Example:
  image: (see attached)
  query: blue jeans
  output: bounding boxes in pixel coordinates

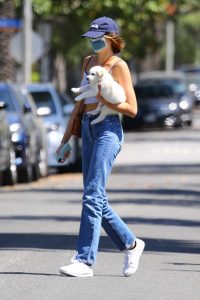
[76,113,135,265]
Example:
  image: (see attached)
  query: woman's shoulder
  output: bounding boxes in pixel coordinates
[114,57,127,67]
[111,58,131,82]
[111,57,128,73]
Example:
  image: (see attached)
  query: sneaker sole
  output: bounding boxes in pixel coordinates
[59,269,93,278]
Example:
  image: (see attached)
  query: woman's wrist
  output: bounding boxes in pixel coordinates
[61,133,71,145]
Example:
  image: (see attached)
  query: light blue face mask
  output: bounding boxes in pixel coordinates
[90,37,107,52]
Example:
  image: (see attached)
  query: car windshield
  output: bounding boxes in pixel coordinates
[0,87,15,111]
[136,79,186,99]
[30,91,57,115]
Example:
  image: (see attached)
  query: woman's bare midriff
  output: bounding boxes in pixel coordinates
[84,103,99,112]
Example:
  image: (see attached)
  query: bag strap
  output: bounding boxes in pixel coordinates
[84,55,93,74]
[77,99,85,115]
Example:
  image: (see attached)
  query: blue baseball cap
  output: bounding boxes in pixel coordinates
[82,16,119,38]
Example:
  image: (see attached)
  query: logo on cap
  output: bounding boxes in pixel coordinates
[91,24,98,29]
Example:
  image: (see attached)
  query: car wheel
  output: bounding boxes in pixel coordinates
[38,147,48,177]
[32,162,40,181]
[17,147,32,183]
[2,145,17,186]
[184,120,193,127]
[17,164,32,183]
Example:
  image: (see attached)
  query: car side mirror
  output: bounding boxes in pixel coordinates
[0,101,7,110]
[23,102,32,113]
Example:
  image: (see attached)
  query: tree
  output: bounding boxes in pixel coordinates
[0,0,15,81]
[175,11,200,67]
[27,0,200,66]
[13,0,200,86]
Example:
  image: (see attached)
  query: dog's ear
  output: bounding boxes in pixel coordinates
[97,70,104,78]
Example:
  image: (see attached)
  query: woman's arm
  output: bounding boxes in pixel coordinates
[98,60,137,118]
[55,101,82,158]
[56,57,90,155]
[59,101,82,145]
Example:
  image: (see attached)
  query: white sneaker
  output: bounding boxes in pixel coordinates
[123,238,145,277]
[59,262,93,277]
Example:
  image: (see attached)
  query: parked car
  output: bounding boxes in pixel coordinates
[0,82,46,183]
[123,72,194,130]
[178,66,200,105]
[0,101,17,186]
[24,83,78,170]
[183,74,200,105]
[58,91,74,109]
[17,86,48,178]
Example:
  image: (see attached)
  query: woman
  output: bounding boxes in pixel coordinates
[56,16,145,277]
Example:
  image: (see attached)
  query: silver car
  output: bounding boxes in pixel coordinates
[24,83,78,169]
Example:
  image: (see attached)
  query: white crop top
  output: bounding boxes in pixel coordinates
[81,71,98,105]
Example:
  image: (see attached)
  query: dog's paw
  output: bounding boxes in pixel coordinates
[91,118,100,125]
[90,120,96,125]
[75,95,83,101]
[71,88,79,94]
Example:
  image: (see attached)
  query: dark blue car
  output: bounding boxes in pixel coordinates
[0,83,40,183]
[123,73,193,130]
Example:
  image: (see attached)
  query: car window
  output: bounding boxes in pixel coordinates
[58,92,73,106]
[135,85,174,99]
[137,79,186,99]
[10,86,25,111]
[164,79,186,94]
[30,91,57,115]
[0,87,15,111]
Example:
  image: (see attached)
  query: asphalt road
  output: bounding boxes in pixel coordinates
[0,111,200,300]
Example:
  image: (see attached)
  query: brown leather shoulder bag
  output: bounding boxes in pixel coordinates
[71,100,85,138]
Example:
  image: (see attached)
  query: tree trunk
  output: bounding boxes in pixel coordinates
[0,0,15,81]
[52,53,67,92]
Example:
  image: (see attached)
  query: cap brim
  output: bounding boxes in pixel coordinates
[81,31,105,38]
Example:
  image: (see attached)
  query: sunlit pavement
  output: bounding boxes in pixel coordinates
[0,109,199,300]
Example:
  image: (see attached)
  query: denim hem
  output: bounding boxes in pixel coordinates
[125,239,136,250]
[77,258,95,266]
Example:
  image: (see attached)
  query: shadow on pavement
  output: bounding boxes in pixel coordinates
[113,164,200,174]
[0,271,60,277]
[1,187,200,196]
[0,215,199,227]
[0,233,199,254]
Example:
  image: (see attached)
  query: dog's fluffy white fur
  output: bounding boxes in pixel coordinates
[71,66,126,125]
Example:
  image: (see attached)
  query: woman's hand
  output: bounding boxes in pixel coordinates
[56,142,70,163]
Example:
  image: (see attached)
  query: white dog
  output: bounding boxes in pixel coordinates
[71,66,126,125]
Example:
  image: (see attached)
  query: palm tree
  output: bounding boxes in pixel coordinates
[0,0,15,81]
